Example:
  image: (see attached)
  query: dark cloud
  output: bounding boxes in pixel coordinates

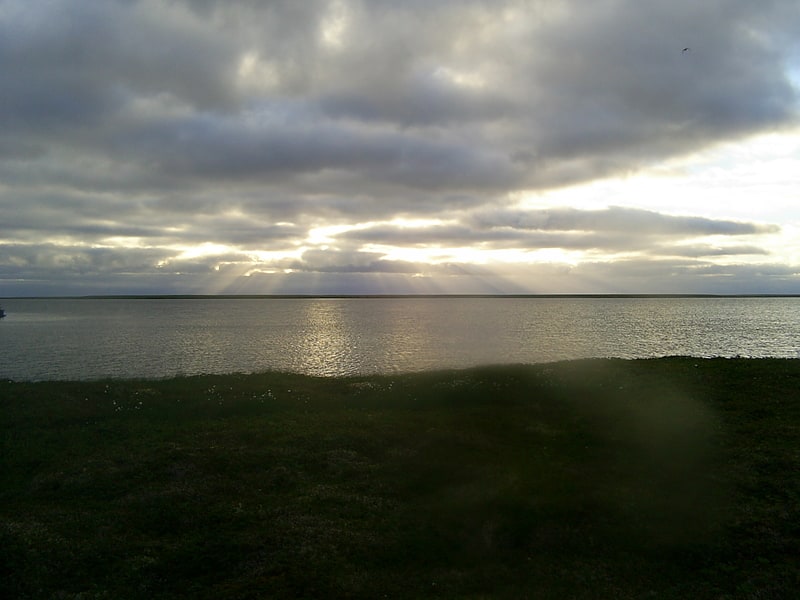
[468,206,779,235]
[289,249,421,274]
[335,207,779,254]
[106,108,518,192]
[4,0,797,194]
[554,259,800,295]
[0,244,171,278]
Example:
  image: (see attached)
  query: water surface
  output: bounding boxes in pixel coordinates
[1,297,798,380]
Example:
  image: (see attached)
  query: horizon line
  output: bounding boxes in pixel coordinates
[3,293,800,300]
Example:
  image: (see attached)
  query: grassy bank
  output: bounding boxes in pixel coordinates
[2,358,799,599]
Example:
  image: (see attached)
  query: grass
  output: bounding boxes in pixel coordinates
[1,358,799,599]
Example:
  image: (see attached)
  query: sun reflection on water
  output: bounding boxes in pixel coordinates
[291,300,361,376]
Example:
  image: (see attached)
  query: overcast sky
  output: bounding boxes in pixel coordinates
[2,0,799,296]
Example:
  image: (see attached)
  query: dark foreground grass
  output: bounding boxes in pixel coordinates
[1,358,799,599]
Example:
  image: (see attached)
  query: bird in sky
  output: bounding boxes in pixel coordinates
[682,47,691,53]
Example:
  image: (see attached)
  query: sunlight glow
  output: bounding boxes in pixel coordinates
[363,244,586,266]
[319,0,349,49]
[100,237,153,249]
[174,243,234,260]
[523,248,585,264]
[236,51,280,92]
[520,129,800,223]
[361,245,453,265]
[434,66,487,89]
[249,248,304,263]
[305,223,366,245]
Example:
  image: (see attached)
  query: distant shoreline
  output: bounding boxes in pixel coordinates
[4,293,800,300]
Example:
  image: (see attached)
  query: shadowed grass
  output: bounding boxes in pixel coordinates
[2,358,799,598]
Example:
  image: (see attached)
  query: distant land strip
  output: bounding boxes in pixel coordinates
[3,294,800,300]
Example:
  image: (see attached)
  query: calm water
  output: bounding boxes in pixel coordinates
[1,297,798,381]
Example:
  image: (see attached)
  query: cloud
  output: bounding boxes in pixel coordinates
[1,0,799,295]
[4,0,798,197]
[0,244,171,278]
[651,244,771,258]
[468,206,779,235]
[289,249,420,274]
[336,207,779,254]
[2,241,799,297]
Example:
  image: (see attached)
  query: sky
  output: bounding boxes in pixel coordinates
[2,0,800,296]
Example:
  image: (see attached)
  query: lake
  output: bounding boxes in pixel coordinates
[1,296,798,381]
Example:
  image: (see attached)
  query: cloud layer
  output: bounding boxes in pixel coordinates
[1,0,799,294]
